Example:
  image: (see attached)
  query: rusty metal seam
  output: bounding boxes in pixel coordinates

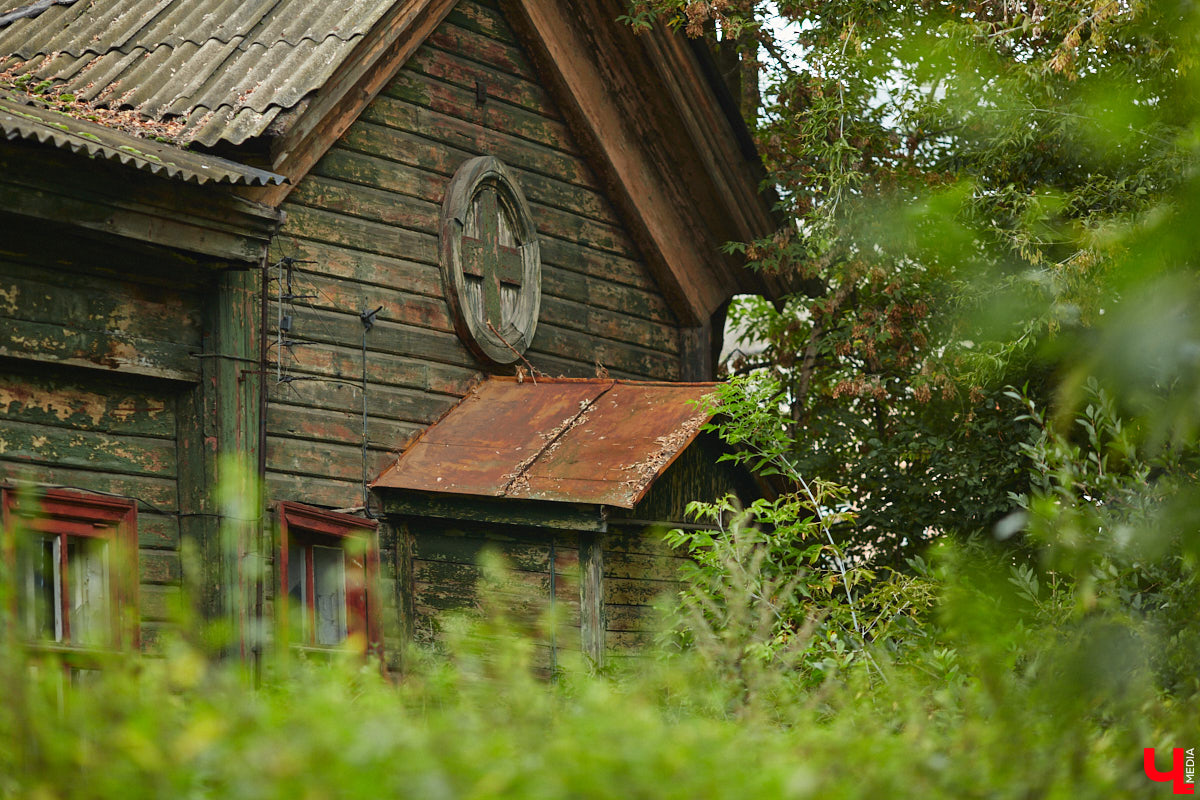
[498,380,617,497]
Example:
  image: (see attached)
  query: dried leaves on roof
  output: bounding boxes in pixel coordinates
[0,0,397,146]
[372,377,718,510]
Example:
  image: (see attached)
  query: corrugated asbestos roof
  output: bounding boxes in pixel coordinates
[0,0,397,146]
[372,377,718,510]
[0,93,284,184]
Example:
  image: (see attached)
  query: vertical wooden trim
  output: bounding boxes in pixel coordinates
[276,510,291,652]
[578,531,605,668]
[177,378,223,627]
[303,546,316,639]
[396,520,415,668]
[364,528,384,665]
[57,532,70,643]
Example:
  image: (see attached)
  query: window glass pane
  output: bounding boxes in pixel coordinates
[68,538,110,646]
[312,544,346,646]
[17,535,57,641]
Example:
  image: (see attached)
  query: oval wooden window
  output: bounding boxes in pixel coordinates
[439,156,541,366]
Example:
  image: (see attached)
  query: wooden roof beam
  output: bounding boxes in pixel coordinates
[503,0,734,325]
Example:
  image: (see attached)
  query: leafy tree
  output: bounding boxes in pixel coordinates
[623,0,1195,565]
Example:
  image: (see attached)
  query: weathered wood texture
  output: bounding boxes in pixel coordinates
[600,437,751,653]
[600,526,687,653]
[0,224,205,382]
[0,365,185,649]
[614,433,746,526]
[402,519,581,671]
[267,1,686,512]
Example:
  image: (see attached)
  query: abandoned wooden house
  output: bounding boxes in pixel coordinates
[0,0,783,672]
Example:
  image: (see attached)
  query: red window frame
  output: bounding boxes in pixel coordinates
[276,501,382,660]
[2,487,139,650]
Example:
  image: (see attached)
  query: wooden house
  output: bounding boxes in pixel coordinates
[0,0,780,671]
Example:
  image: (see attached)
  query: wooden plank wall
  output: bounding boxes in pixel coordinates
[402,519,581,672]
[0,223,200,650]
[267,0,683,512]
[601,527,689,656]
[602,438,752,657]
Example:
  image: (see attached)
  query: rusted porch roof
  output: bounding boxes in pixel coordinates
[371,376,718,510]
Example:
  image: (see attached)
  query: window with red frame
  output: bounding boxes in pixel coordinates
[277,502,381,657]
[2,488,139,650]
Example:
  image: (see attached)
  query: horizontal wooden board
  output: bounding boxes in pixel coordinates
[606,602,668,633]
[140,584,182,622]
[541,267,675,326]
[605,630,659,651]
[281,233,670,327]
[529,325,679,379]
[539,295,679,356]
[443,2,519,48]
[605,576,679,607]
[336,123,622,227]
[0,372,175,438]
[266,434,396,482]
[0,417,177,478]
[415,558,579,602]
[0,263,202,348]
[281,203,437,264]
[267,375,460,427]
[602,528,681,557]
[604,550,689,583]
[138,513,179,550]
[139,548,181,585]
[359,95,599,193]
[266,471,362,513]
[384,68,581,161]
[0,463,178,512]
[425,20,538,84]
[408,42,557,119]
[0,315,197,382]
[266,402,423,452]
[301,159,638,262]
[413,526,579,574]
[272,238,443,299]
[0,223,213,293]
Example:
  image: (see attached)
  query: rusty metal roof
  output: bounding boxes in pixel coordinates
[372,377,719,510]
[0,0,397,146]
[0,93,284,185]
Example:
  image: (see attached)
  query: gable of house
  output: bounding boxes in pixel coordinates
[0,0,772,670]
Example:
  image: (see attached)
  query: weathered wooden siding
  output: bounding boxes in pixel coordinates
[0,228,199,648]
[600,527,686,655]
[267,0,683,512]
[400,519,581,671]
[601,437,753,655]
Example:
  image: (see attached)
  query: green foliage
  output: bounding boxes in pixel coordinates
[0,527,1192,799]
[630,0,1200,565]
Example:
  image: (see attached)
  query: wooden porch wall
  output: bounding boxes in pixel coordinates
[0,227,200,651]
[401,519,582,673]
[267,0,683,512]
